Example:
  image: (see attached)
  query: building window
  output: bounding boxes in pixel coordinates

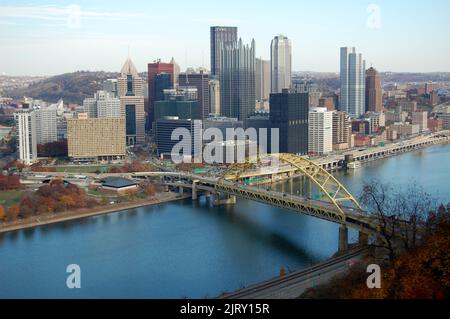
[126,75,133,96]
[126,105,136,135]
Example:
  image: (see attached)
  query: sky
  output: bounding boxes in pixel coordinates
[0,0,449,76]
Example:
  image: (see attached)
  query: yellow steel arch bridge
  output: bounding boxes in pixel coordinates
[216,153,373,231]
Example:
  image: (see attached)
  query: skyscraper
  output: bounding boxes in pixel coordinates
[209,79,220,115]
[308,107,333,155]
[170,57,180,85]
[154,73,172,103]
[148,60,175,129]
[293,79,322,108]
[83,91,121,119]
[271,35,292,93]
[256,58,271,109]
[154,87,201,121]
[270,89,309,155]
[103,79,118,97]
[14,109,37,165]
[118,58,145,145]
[210,26,238,77]
[332,111,352,150]
[35,104,58,145]
[178,71,210,119]
[220,38,256,123]
[340,47,366,118]
[365,67,383,113]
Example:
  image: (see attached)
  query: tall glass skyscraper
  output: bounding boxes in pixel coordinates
[210,26,238,78]
[340,47,366,118]
[219,38,256,124]
[271,35,292,93]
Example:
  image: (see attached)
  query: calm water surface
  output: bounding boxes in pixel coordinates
[0,145,448,298]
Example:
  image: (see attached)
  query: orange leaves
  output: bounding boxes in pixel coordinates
[3,179,89,222]
[59,195,76,208]
[7,205,20,221]
[0,205,6,221]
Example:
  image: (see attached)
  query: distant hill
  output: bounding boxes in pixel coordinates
[380,72,450,84]
[4,71,119,105]
[4,71,450,105]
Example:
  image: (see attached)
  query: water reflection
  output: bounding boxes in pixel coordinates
[0,145,448,298]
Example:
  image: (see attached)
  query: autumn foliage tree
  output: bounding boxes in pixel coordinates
[3,160,25,172]
[6,205,20,222]
[30,162,56,172]
[359,180,436,263]
[108,161,155,173]
[300,203,450,299]
[0,174,21,190]
[12,179,89,219]
[0,205,6,222]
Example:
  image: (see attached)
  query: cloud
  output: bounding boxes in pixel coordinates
[0,5,147,22]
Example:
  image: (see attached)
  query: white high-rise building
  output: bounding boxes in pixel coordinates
[35,106,58,145]
[83,91,121,119]
[271,35,292,93]
[14,109,38,165]
[340,47,366,118]
[308,107,333,155]
[32,98,63,145]
[96,91,121,118]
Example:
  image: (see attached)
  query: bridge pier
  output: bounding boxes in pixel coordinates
[338,225,348,252]
[213,193,220,206]
[213,193,236,206]
[178,186,184,196]
[221,195,236,205]
[191,180,198,201]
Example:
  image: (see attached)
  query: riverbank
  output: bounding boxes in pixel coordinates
[0,191,190,234]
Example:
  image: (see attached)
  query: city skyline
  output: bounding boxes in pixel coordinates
[1,0,450,76]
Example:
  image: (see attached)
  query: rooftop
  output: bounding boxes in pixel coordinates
[102,177,137,189]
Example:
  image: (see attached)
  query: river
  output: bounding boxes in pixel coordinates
[0,144,449,298]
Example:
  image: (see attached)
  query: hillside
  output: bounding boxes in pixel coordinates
[4,71,119,105]
[4,71,450,105]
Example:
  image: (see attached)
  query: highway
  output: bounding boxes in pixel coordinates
[220,247,369,299]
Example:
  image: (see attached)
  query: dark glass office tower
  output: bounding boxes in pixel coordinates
[220,39,256,124]
[154,73,172,103]
[210,26,238,78]
[179,71,210,119]
[270,89,309,155]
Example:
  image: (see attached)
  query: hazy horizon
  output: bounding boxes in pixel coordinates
[1,0,450,76]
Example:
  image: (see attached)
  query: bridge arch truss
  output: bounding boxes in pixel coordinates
[220,153,364,220]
